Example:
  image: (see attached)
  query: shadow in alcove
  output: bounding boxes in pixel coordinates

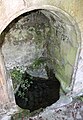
[15,66,60,112]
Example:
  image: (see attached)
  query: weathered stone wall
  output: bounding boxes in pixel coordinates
[0,0,83,118]
[1,9,79,92]
[2,11,50,78]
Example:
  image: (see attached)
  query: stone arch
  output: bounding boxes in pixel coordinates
[0,5,81,112]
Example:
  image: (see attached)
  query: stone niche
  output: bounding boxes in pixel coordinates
[1,10,61,111]
[1,9,80,91]
[0,7,81,119]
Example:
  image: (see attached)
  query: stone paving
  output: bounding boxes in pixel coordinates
[27,98,83,120]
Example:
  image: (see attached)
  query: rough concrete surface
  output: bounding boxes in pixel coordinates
[27,99,83,120]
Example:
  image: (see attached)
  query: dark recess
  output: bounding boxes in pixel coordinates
[15,68,60,112]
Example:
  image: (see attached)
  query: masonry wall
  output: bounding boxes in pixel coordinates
[0,0,83,113]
